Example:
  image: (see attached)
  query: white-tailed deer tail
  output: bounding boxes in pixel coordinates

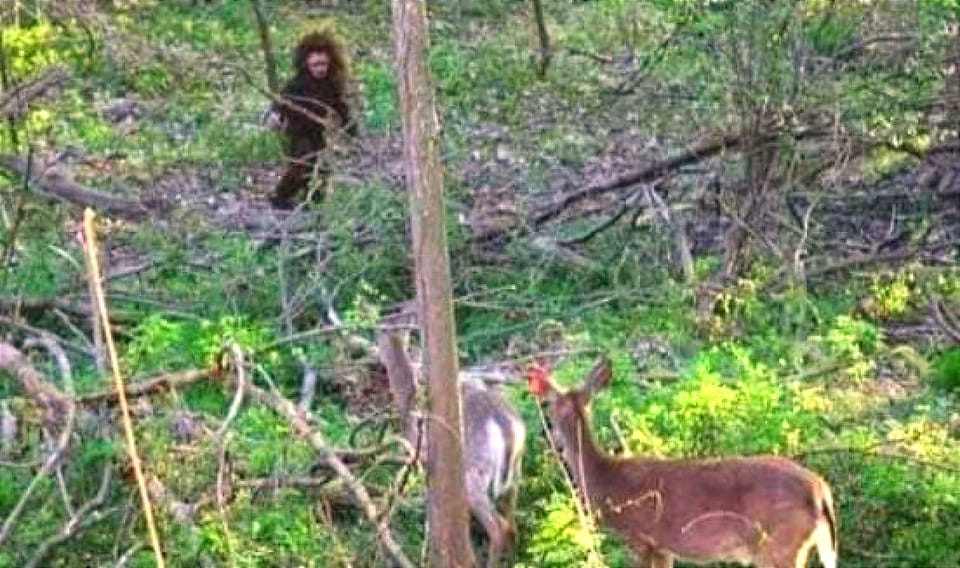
[814,483,838,568]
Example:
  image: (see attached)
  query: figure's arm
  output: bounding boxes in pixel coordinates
[262,79,296,131]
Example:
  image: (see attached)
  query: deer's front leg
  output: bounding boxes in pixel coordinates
[629,543,673,568]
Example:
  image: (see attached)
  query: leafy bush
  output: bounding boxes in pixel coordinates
[359,62,398,131]
[869,270,917,320]
[811,315,881,381]
[125,315,272,375]
[620,346,825,457]
[934,348,960,391]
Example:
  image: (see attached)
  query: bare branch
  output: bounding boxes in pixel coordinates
[0,337,77,548]
[246,380,415,568]
[931,296,960,344]
[77,369,214,404]
[0,67,70,120]
[26,465,113,568]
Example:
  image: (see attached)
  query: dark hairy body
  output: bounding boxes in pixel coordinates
[270,30,352,209]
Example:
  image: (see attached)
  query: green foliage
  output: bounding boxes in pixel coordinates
[934,348,960,391]
[2,20,62,78]
[321,180,410,303]
[869,270,917,320]
[430,43,532,119]
[0,233,75,298]
[803,1,864,56]
[621,346,825,457]
[125,315,272,375]
[811,315,881,381]
[359,62,398,131]
[523,493,608,567]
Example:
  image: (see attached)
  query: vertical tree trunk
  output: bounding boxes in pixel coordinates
[250,0,280,94]
[531,0,551,78]
[391,1,475,566]
[951,19,960,145]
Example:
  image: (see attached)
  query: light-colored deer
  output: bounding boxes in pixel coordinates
[378,330,525,567]
[526,357,837,568]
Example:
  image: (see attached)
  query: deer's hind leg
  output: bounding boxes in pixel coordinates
[466,479,509,568]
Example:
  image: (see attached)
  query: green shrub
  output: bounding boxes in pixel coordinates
[934,348,960,391]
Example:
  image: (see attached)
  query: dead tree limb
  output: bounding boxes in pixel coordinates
[0,342,73,424]
[25,465,113,568]
[77,368,214,404]
[0,66,70,121]
[558,186,645,245]
[0,337,76,549]
[532,129,761,226]
[0,155,151,220]
[246,380,415,568]
[532,121,826,227]
[931,296,960,344]
[0,314,92,357]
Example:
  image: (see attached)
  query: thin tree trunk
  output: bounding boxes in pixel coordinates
[251,0,279,94]
[531,0,551,78]
[951,20,960,144]
[391,1,474,566]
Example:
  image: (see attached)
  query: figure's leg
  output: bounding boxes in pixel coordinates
[304,146,332,204]
[272,137,314,209]
[272,160,308,209]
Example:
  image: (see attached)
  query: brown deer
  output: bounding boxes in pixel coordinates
[526,357,837,568]
[378,330,525,567]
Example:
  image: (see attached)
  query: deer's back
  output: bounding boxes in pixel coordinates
[596,455,828,558]
[461,380,525,498]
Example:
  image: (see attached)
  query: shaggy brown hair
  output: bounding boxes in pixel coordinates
[292,29,349,95]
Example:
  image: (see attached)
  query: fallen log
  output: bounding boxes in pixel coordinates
[0,67,70,120]
[0,154,153,220]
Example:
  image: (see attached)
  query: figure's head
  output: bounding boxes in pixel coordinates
[306,51,331,80]
[293,30,348,89]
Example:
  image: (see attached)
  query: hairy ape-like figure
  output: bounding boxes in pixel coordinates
[268,30,354,210]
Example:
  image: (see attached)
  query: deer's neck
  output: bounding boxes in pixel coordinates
[556,412,620,505]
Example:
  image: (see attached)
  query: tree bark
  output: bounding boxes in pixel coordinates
[250,0,279,94]
[531,0,551,78]
[391,1,474,566]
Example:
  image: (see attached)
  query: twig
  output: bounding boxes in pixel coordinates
[0,336,77,548]
[114,542,144,568]
[0,314,91,357]
[643,184,694,281]
[246,380,415,568]
[26,465,113,568]
[0,66,70,120]
[931,296,960,344]
[81,209,165,567]
[77,368,213,404]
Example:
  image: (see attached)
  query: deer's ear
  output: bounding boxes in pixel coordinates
[585,356,613,394]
